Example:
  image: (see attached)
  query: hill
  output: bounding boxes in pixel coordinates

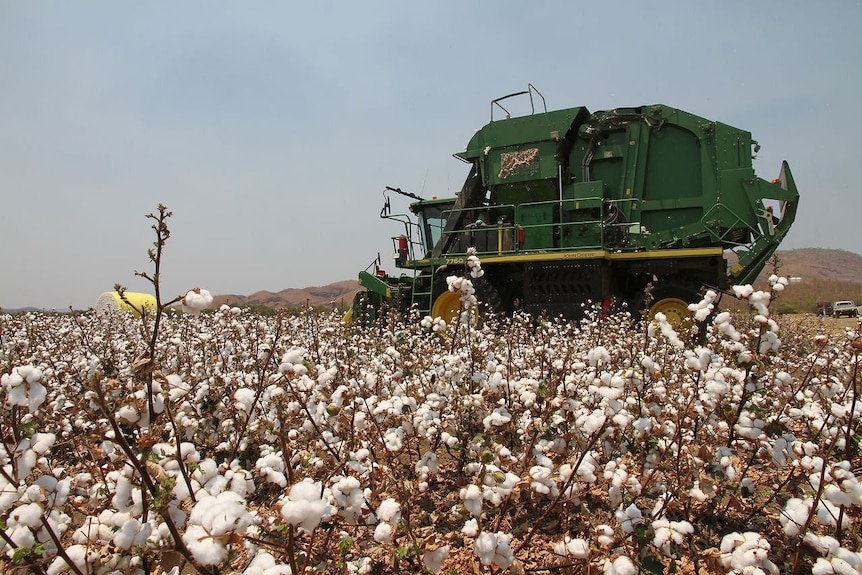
[761,248,862,284]
[211,280,361,310]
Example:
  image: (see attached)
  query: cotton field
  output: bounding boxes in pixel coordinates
[2,278,862,575]
[2,206,862,575]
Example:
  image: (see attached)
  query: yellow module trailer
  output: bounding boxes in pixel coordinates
[95,291,157,317]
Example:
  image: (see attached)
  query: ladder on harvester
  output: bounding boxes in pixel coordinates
[410,270,436,317]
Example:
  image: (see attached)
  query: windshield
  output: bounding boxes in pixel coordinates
[416,201,453,256]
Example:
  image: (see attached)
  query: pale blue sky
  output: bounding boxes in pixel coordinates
[2,2,860,310]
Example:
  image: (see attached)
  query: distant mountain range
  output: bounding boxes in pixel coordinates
[211,280,361,310]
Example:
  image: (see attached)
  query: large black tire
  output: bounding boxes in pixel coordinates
[473,276,504,318]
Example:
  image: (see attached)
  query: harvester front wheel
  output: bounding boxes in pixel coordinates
[430,290,468,328]
[643,284,700,331]
[429,276,502,329]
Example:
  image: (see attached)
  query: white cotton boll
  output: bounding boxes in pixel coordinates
[255,453,287,488]
[281,347,307,366]
[28,382,47,412]
[10,501,44,528]
[374,521,394,544]
[422,544,449,574]
[604,555,636,575]
[595,524,615,548]
[483,406,512,429]
[462,518,479,536]
[7,384,27,407]
[553,536,589,559]
[184,523,228,566]
[823,484,852,508]
[189,491,253,538]
[460,484,483,517]
[235,388,256,413]
[732,285,754,298]
[16,448,38,480]
[113,517,152,550]
[474,531,497,565]
[817,500,849,530]
[46,544,98,575]
[804,533,840,555]
[182,288,213,315]
[719,531,779,574]
[587,346,611,367]
[280,478,332,533]
[243,550,293,575]
[30,433,55,455]
[116,405,140,423]
[614,503,643,535]
[383,427,404,452]
[376,498,401,524]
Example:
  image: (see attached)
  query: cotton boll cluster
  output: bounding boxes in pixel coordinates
[373,498,401,544]
[2,365,47,413]
[330,475,369,523]
[806,533,862,574]
[279,347,307,373]
[474,530,513,568]
[414,451,438,493]
[651,519,693,555]
[602,555,636,575]
[688,289,719,322]
[446,275,477,325]
[420,314,447,333]
[719,531,779,574]
[422,539,450,574]
[737,286,771,318]
[278,478,333,533]
[184,491,257,566]
[6,265,862,573]
[466,247,484,279]
[553,536,589,559]
[182,288,213,316]
[654,313,685,349]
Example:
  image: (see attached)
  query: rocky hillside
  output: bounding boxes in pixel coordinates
[211,280,361,310]
[760,248,862,284]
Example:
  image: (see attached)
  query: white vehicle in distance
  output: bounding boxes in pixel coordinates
[832,300,859,318]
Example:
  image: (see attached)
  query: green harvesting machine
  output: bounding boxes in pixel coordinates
[350,85,799,326]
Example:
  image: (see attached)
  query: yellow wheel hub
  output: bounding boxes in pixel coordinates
[431,291,464,327]
[649,297,693,330]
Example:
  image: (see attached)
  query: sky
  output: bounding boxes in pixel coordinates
[2,2,860,310]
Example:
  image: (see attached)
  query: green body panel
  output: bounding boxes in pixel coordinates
[356,95,799,321]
